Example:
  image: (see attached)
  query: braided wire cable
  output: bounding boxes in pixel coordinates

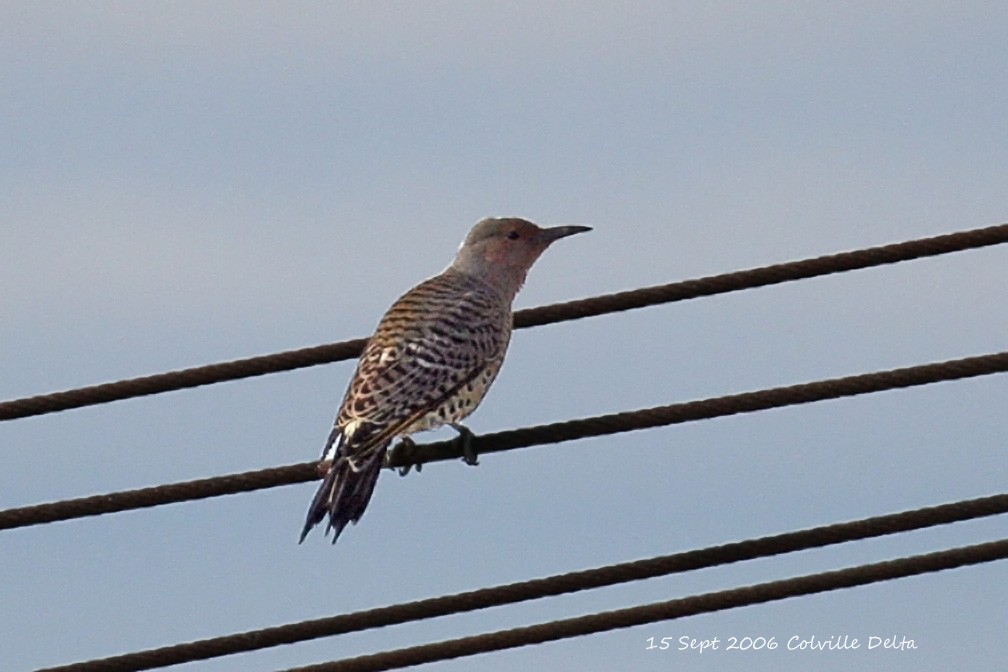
[34,493,1008,672]
[279,538,1008,672]
[3,222,1006,422]
[3,350,1006,531]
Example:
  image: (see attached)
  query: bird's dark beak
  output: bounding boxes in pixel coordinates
[539,225,592,244]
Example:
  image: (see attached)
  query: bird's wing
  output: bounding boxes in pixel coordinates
[329,277,509,460]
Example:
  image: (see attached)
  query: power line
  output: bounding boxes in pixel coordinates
[0,462,319,531]
[3,222,1006,423]
[0,340,365,423]
[9,223,1007,671]
[3,350,1006,531]
[394,349,1008,465]
[278,538,1008,672]
[33,493,1008,672]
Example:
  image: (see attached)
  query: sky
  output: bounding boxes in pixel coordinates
[2,2,1007,670]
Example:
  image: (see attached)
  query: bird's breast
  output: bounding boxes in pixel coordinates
[399,361,503,435]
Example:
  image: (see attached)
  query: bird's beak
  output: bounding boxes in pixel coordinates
[539,225,592,244]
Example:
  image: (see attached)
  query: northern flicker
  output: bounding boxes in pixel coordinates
[300,217,590,544]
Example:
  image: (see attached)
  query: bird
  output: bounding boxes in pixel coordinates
[299,217,591,544]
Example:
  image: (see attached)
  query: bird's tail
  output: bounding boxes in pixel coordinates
[299,448,386,544]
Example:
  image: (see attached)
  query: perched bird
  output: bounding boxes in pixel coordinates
[300,217,590,544]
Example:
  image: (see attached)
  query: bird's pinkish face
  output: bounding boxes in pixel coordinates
[481,219,556,270]
[456,218,591,294]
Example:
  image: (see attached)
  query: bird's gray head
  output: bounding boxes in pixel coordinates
[451,217,591,299]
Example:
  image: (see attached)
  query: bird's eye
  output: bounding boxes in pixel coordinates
[507,231,520,240]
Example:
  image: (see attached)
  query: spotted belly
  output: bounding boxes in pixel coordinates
[398,365,501,436]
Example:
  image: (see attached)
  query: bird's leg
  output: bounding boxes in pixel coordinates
[386,436,422,476]
[450,423,479,466]
[316,459,333,478]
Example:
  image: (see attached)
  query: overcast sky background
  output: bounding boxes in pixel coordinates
[2,3,1007,671]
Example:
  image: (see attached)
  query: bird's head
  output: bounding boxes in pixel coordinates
[452,217,591,298]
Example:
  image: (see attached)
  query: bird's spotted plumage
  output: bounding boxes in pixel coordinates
[300,217,590,544]
[326,270,510,463]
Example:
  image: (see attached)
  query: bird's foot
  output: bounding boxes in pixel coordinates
[315,459,333,478]
[387,436,422,476]
[451,423,479,466]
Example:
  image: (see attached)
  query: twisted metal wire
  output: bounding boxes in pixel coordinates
[3,222,1006,422]
[35,493,1008,672]
[281,538,1008,672]
[3,350,1006,531]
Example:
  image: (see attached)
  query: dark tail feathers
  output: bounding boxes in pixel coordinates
[299,450,385,544]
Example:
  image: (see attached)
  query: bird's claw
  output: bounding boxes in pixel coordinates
[387,437,422,476]
[451,424,479,466]
[462,443,479,466]
[386,426,479,474]
[315,459,333,478]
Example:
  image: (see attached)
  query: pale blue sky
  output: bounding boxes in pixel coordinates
[2,3,1007,671]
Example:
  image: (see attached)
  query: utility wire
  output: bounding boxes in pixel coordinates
[3,350,1007,531]
[3,222,1007,422]
[32,492,1008,672]
[392,350,1008,465]
[0,462,319,531]
[277,538,1008,672]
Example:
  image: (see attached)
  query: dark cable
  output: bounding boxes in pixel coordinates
[0,340,366,423]
[279,538,1008,672]
[3,350,1005,531]
[33,493,1008,672]
[0,463,319,531]
[396,350,1008,466]
[3,222,1007,422]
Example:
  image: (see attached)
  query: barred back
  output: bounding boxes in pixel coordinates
[334,268,512,460]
